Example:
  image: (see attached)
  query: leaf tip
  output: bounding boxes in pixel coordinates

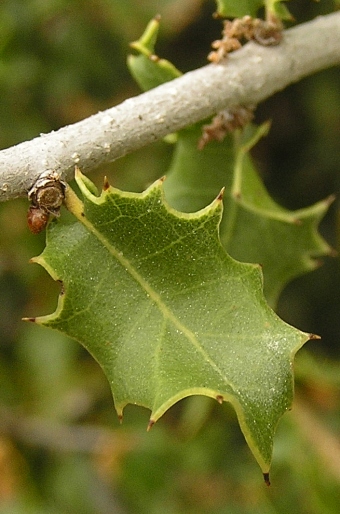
[263,472,271,486]
[325,194,336,207]
[103,176,110,191]
[147,419,156,432]
[116,406,124,424]
[216,188,225,202]
[212,9,223,20]
[308,333,321,341]
[22,316,36,323]
[328,247,338,258]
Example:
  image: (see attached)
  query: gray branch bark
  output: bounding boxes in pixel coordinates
[1,11,340,202]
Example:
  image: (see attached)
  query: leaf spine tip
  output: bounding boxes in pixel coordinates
[325,194,336,207]
[217,188,225,201]
[314,258,323,269]
[216,395,224,404]
[154,13,161,22]
[22,317,36,323]
[147,419,155,432]
[212,10,222,19]
[308,333,321,341]
[159,176,166,184]
[328,248,338,258]
[118,414,123,424]
[103,176,110,191]
[263,472,271,486]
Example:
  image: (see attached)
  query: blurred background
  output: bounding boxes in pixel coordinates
[0,1,339,512]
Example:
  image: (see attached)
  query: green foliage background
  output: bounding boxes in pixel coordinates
[0,1,339,513]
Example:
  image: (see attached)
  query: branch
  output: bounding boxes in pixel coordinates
[1,11,339,202]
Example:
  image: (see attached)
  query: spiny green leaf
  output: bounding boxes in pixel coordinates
[127,16,181,91]
[163,125,332,306]
[29,169,312,475]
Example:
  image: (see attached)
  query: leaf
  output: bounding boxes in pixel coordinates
[215,0,292,19]
[265,0,293,20]
[28,169,312,476]
[214,0,264,18]
[127,16,181,91]
[163,125,332,306]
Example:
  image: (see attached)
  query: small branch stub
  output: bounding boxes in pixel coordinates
[198,105,255,149]
[208,14,283,63]
[27,171,66,234]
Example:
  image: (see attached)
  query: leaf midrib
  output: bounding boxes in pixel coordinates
[78,206,239,391]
